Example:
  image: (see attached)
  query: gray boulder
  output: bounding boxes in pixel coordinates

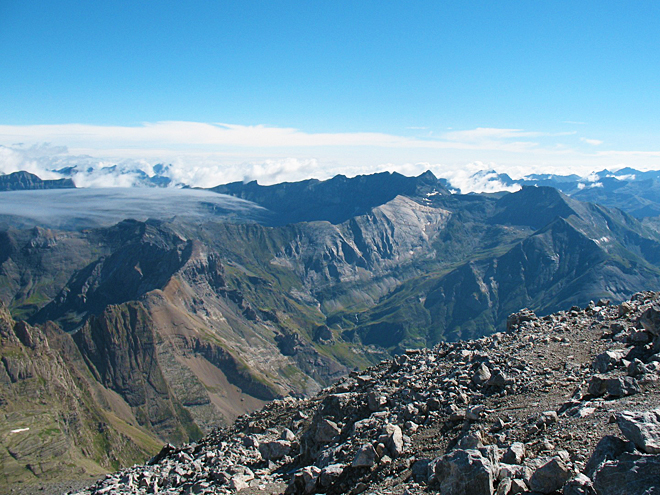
[606,376,640,397]
[258,440,292,460]
[584,435,632,477]
[433,449,495,495]
[509,479,528,494]
[562,473,596,495]
[367,390,386,412]
[379,424,404,458]
[529,457,572,494]
[592,453,660,495]
[588,375,640,397]
[472,363,492,386]
[319,464,344,488]
[616,408,660,454]
[352,444,377,468]
[502,442,526,465]
[587,375,607,397]
[639,303,660,336]
[315,418,341,444]
[411,458,432,483]
[593,349,627,373]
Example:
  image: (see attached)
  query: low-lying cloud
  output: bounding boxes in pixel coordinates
[0,188,266,229]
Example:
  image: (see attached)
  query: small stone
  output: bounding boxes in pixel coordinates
[472,363,492,386]
[502,442,526,464]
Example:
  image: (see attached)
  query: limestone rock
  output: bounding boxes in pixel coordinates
[352,444,377,468]
[433,449,494,495]
[258,440,292,460]
[529,457,572,494]
[592,453,660,495]
[502,442,526,465]
[562,473,596,495]
[616,408,660,454]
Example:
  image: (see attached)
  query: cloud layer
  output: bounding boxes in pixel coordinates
[1,121,659,193]
[0,188,265,229]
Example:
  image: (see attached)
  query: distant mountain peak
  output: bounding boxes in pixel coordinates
[210,170,451,226]
[0,170,76,191]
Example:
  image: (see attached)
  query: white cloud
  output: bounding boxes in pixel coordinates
[0,122,575,154]
[1,122,660,191]
[580,137,603,146]
[434,161,522,194]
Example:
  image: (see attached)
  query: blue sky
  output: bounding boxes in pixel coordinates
[1,1,660,188]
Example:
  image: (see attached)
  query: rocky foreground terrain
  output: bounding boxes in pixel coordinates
[68,291,660,495]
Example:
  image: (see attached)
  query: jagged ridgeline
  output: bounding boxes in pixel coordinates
[2,170,660,490]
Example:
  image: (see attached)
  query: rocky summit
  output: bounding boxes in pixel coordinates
[70,291,660,495]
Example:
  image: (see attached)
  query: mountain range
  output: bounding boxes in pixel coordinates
[2,169,660,491]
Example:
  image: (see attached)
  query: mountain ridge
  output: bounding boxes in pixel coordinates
[1,170,660,492]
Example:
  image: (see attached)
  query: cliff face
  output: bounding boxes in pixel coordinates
[348,187,660,348]
[0,305,156,486]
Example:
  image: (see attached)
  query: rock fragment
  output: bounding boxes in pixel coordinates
[352,444,377,468]
[616,408,660,454]
[592,453,660,495]
[433,449,494,495]
[529,457,572,494]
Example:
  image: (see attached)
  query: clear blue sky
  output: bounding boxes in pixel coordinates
[1,1,660,186]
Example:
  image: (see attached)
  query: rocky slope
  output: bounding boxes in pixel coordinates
[0,304,159,488]
[72,290,660,495]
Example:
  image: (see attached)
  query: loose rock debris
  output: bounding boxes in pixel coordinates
[71,292,660,495]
